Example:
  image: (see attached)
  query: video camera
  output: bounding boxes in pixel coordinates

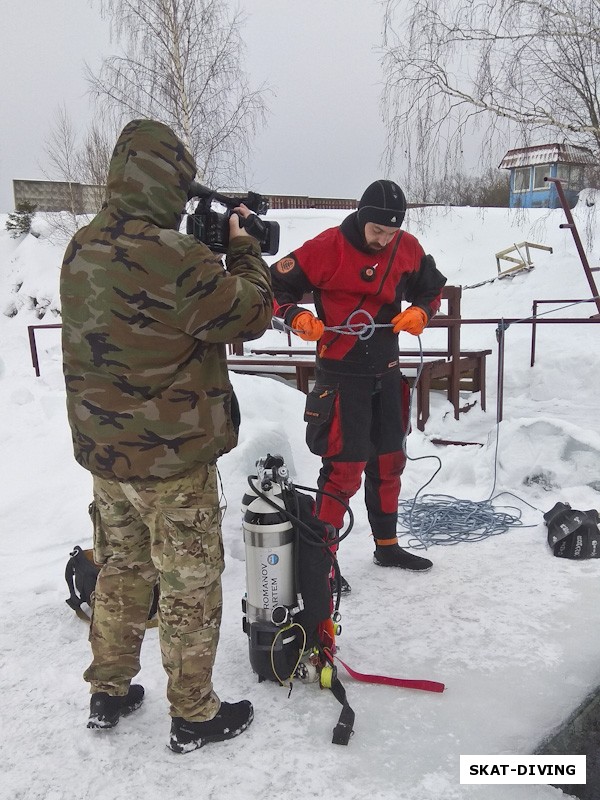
[186,181,280,256]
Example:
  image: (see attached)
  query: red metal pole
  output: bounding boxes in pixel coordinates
[530,300,538,367]
[545,177,600,316]
[27,325,41,377]
[496,322,507,422]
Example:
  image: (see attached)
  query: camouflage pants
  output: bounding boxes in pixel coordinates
[85,463,224,722]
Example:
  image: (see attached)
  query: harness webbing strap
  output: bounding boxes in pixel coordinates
[329,672,355,745]
[335,657,445,693]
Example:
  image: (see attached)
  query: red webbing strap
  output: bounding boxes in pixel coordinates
[335,657,445,693]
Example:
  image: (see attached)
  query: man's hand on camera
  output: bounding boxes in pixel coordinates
[229,204,253,240]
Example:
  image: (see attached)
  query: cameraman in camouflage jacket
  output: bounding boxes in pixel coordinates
[60,119,273,753]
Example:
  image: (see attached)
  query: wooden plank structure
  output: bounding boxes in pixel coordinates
[495,241,553,278]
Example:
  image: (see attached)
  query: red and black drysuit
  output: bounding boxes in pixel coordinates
[270,212,447,543]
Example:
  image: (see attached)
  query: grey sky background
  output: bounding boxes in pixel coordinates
[0,0,390,212]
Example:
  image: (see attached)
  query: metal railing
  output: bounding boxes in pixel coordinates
[530,299,599,366]
[27,324,62,377]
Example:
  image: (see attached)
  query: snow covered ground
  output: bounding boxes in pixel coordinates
[1,198,599,800]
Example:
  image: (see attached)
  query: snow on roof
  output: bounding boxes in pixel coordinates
[499,143,597,169]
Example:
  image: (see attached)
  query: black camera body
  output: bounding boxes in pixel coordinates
[186,181,280,256]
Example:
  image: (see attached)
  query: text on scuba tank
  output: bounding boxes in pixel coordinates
[261,563,279,608]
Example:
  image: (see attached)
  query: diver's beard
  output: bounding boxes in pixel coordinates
[364,242,385,254]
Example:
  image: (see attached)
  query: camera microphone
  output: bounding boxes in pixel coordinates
[187,181,208,200]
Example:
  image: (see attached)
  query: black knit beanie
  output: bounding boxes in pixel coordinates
[356,180,406,228]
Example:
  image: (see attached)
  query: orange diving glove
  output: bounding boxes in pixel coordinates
[392,306,428,336]
[291,310,325,341]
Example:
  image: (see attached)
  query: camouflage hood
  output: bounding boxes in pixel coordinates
[105,119,196,230]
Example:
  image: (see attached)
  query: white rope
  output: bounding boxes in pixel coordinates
[286,309,392,340]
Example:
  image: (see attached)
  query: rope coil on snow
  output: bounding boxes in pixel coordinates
[398,493,531,549]
[397,339,539,548]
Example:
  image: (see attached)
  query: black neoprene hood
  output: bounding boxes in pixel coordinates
[356,180,407,228]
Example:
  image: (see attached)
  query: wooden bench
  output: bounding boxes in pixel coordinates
[415,351,491,430]
[234,350,491,430]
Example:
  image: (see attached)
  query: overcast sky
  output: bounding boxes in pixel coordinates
[0,0,391,212]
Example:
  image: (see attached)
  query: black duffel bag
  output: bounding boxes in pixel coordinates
[544,502,600,559]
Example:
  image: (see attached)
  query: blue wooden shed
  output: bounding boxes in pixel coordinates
[499,143,596,209]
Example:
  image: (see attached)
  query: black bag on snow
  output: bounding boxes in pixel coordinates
[65,546,99,615]
[65,545,159,622]
[544,502,600,559]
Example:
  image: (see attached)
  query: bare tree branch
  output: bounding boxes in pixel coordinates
[87,0,268,187]
[383,0,600,199]
[42,106,119,240]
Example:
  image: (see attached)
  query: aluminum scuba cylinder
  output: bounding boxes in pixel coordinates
[242,456,303,682]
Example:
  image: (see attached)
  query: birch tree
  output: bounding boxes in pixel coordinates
[88,0,267,187]
[43,107,117,240]
[76,120,116,210]
[382,0,600,199]
[43,106,82,217]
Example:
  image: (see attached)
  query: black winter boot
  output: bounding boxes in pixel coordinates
[373,543,433,571]
[169,700,254,754]
[87,684,145,729]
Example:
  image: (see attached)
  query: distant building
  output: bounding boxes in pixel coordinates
[13,179,104,214]
[499,143,596,209]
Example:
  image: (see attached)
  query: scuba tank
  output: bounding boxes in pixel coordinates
[241,454,355,745]
[241,455,304,682]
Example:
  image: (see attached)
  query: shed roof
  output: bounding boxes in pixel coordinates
[499,143,596,169]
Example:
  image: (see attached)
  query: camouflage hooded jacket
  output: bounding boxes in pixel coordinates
[60,119,273,481]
